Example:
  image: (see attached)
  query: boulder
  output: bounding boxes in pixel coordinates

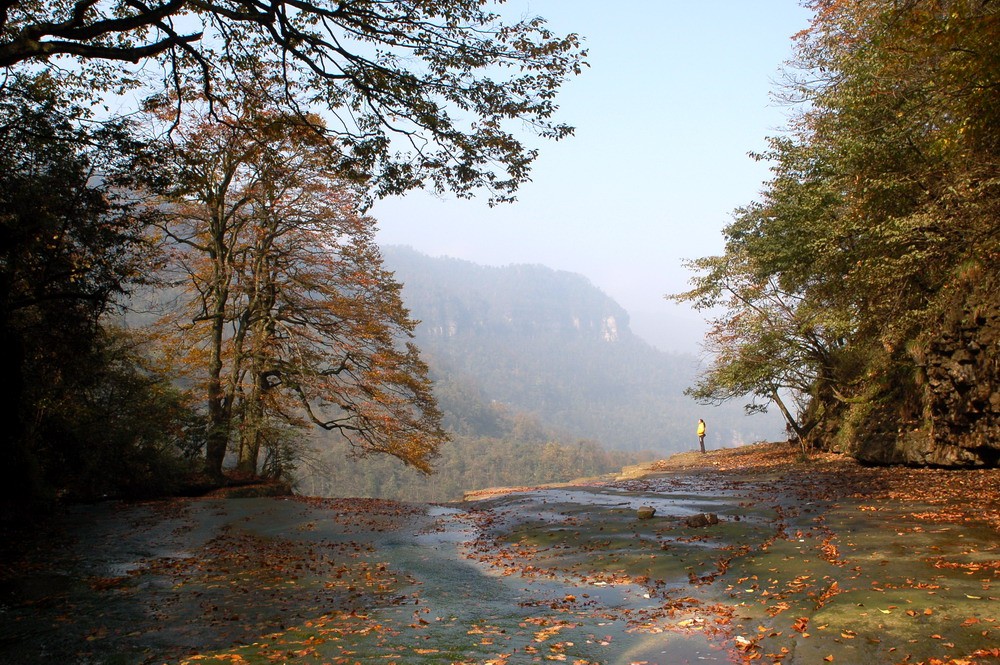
[636,506,656,519]
[685,513,720,528]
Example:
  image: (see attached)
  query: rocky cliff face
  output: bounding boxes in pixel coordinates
[854,272,1000,467]
[918,287,1000,465]
[382,246,632,344]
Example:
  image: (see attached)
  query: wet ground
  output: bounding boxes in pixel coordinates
[1,444,998,664]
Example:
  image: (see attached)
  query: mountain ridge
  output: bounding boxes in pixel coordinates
[381,245,783,453]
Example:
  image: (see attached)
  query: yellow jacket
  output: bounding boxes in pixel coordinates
[697,421,706,436]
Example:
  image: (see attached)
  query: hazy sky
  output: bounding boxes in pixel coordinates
[373,1,813,353]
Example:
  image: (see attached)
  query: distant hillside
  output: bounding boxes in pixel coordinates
[382,246,783,453]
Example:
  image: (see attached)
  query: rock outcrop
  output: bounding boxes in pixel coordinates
[917,293,1000,466]
[855,272,1000,467]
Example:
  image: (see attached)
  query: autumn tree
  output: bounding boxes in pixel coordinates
[672,252,838,451]
[671,131,858,449]
[1,0,586,203]
[790,0,999,462]
[1,1,584,495]
[677,0,1000,464]
[143,101,446,479]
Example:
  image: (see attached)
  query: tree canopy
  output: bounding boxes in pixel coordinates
[673,0,1000,465]
[1,0,586,202]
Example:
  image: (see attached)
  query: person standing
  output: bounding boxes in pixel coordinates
[697,418,706,453]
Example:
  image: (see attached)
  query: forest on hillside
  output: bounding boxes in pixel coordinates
[381,246,784,453]
[299,384,646,502]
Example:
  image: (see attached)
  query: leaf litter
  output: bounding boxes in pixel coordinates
[0,442,997,664]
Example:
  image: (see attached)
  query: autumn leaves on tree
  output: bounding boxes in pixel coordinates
[1,1,586,497]
[139,93,447,479]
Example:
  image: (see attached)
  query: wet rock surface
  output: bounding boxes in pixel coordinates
[1,443,998,664]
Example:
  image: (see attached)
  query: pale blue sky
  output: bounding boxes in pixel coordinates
[373,2,813,353]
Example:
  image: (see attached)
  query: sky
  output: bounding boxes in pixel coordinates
[372,1,814,354]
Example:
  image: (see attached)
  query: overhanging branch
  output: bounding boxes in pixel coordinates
[0,0,198,66]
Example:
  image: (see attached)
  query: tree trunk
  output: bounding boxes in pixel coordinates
[204,361,239,479]
[204,213,232,478]
[236,372,266,476]
[771,390,808,455]
[236,248,277,478]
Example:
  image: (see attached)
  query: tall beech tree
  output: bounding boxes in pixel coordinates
[145,101,445,478]
[1,0,586,203]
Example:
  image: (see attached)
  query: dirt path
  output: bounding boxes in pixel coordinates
[1,442,997,664]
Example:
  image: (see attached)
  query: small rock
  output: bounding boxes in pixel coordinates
[685,513,720,528]
[636,506,656,519]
